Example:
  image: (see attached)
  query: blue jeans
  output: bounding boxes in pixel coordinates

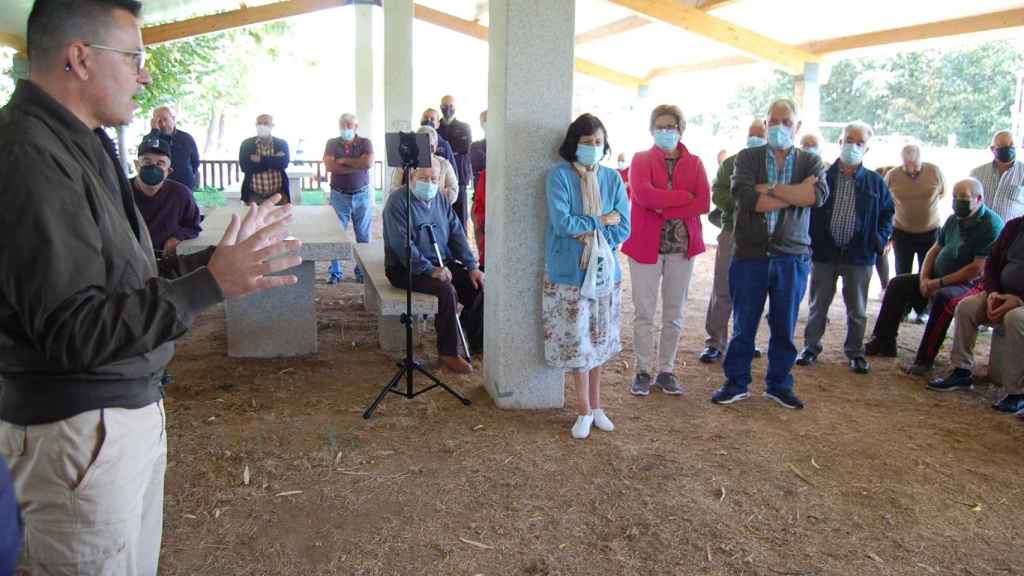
[723,254,811,393]
[328,186,372,280]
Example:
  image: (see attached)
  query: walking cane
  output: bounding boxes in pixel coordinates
[423,224,473,363]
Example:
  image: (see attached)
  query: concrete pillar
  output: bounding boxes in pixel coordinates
[483,0,574,409]
[354,1,382,194]
[383,0,413,136]
[794,61,821,132]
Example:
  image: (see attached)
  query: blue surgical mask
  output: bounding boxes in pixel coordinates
[802,146,820,156]
[767,125,793,150]
[841,142,865,166]
[746,136,767,149]
[413,179,438,201]
[576,143,603,167]
[340,128,355,141]
[654,130,680,151]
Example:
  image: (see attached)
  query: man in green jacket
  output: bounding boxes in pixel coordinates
[0,1,302,573]
[700,119,767,363]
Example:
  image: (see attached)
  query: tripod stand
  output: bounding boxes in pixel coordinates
[363,158,471,419]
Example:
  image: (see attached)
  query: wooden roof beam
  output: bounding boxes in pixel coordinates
[414,4,644,91]
[608,0,815,74]
[142,0,345,45]
[0,32,26,52]
[576,15,650,45]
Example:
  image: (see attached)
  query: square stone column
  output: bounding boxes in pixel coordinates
[483,0,575,409]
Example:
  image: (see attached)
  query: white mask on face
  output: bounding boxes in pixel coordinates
[256,124,272,138]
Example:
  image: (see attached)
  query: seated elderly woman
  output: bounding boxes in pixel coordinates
[391,125,459,205]
[383,157,483,374]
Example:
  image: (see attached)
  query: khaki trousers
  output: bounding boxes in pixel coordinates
[0,401,167,575]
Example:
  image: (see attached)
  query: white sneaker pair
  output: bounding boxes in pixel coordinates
[571,409,614,439]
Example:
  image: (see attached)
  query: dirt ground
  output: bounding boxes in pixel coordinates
[160,229,1024,575]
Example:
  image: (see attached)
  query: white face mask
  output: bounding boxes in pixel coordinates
[256,124,272,138]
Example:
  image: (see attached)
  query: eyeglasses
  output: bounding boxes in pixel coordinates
[86,43,146,74]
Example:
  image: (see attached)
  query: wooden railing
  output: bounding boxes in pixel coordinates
[198,160,385,191]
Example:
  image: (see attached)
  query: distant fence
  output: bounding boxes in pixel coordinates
[198,159,384,190]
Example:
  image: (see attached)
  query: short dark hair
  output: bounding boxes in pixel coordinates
[27,0,143,64]
[558,113,611,164]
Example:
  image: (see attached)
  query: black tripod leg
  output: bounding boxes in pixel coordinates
[363,365,405,419]
[413,365,472,406]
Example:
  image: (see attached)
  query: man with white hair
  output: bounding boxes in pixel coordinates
[970,130,1023,222]
[713,99,828,410]
[382,157,484,374]
[700,118,766,364]
[391,125,458,205]
[324,112,375,283]
[866,178,1004,375]
[885,143,947,321]
[799,132,823,159]
[798,121,894,374]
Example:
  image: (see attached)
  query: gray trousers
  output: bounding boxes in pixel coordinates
[803,261,872,359]
[704,229,734,350]
[951,291,1024,388]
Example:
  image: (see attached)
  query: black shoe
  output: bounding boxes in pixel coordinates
[711,382,751,405]
[764,388,804,410]
[699,347,722,364]
[992,393,1024,413]
[927,368,974,392]
[795,350,817,366]
[864,338,897,357]
[850,357,870,374]
[752,348,763,359]
[903,362,934,377]
[161,371,174,386]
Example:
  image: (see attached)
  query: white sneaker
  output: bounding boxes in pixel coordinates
[591,409,614,432]
[571,414,594,439]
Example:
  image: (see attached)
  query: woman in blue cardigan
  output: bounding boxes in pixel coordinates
[544,114,631,440]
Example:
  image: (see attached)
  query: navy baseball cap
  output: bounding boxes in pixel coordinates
[138,135,172,158]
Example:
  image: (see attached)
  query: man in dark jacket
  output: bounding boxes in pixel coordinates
[148,105,200,190]
[0,1,301,572]
[437,95,473,227]
[797,121,894,374]
[713,99,829,410]
[239,113,291,204]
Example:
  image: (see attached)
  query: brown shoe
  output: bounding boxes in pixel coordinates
[440,355,473,374]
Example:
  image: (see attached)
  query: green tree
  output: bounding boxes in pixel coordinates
[139,23,288,154]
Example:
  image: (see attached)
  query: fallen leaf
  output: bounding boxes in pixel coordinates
[183,514,197,519]
[867,552,884,563]
[243,465,251,486]
[275,490,303,497]
[969,503,983,513]
[472,424,485,431]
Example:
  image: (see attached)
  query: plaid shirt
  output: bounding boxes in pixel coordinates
[765,147,797,234]
[970,160,1024,222]
[829,170,857,247]
[251,139,283,200]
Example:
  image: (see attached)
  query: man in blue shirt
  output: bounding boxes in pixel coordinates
[383,158,484,374]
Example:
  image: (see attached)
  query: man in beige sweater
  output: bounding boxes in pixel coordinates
[884,144,947,321]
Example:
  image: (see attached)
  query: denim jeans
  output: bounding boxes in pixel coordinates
[328,186,372,280]
[723,254,811,393]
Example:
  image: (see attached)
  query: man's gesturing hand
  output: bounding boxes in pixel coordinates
[208,208,303,299]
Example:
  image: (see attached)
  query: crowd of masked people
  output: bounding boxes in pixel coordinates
[3,0,1024,572]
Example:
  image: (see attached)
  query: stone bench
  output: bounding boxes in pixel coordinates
[989,325,1010,386]
[355,242,437,355]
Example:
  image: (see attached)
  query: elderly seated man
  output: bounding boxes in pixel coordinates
[391,125,459,205]
[929,214,1024,413]
[383,158,484,374]
[865,178,1004,374]
[132,135,202,257]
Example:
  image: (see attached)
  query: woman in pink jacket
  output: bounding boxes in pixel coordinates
[622,104,710,396]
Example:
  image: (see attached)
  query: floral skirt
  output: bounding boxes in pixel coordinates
[542,278,622,372]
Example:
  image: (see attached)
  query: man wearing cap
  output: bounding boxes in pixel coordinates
[132,136,202,257]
